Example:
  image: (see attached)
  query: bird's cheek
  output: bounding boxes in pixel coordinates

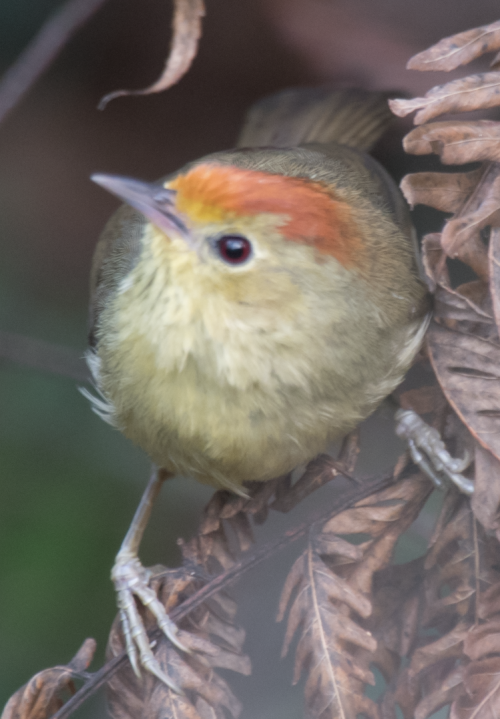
[221,267,303,319]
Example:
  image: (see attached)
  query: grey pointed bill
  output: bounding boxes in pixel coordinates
[91,173,190,240]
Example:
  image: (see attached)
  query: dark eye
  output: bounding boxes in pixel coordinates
[216,235,252,264]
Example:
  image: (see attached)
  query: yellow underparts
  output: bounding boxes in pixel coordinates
[95,223,424,491]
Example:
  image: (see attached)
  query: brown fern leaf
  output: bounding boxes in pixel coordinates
[387,490,500,719]
[369,558,425,677]
[401,168,485,214]
[271,430,360,514]
[390,74,500,125]
[407,20,500,72]
[421,238,500,477]
[277,470,431,719]
[422,496,478,631]
[389,28,500,463]
[449,529,500,718]
[402,122,500,164]
[390,22,500,293]
[427,321,500,459]
[382,492,473,719]
[99,0,205,109]
[106,567,250,719]
[1,639,96,719]
[402,152,500,282]
[180,475,293,572]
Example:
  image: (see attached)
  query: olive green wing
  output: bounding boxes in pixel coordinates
[237,87,394,153]
[88,205,146,347]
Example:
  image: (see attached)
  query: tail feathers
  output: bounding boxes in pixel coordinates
[237,87,394,152]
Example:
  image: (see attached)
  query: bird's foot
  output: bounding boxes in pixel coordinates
[112,549,188,692]
[395,409,474,495]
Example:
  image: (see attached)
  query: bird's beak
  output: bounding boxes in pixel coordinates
[91,173,190,241]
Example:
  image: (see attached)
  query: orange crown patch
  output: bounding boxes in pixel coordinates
[169,164,364,268]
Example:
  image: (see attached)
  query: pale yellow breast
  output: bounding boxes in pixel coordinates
[93,224,425,490]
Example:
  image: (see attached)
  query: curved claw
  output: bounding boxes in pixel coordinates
[112,552,187,691]
[407,439,444,488]
[133,580,189,653]
[119,607,141,678]
[441,466,475,496]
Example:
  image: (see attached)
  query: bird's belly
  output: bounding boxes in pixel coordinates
[96,292,428,491]
[113,357,352,491]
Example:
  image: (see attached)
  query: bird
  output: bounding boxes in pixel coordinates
[85,87,431,689]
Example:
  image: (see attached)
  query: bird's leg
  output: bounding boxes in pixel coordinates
[112,467,188,692]
[395,409,474,495]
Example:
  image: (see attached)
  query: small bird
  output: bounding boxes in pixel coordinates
[86,88,431,688]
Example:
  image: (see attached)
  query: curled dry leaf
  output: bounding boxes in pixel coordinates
[401,145,500,282]
[99,0,205,109]
[407,20,500,72]
[433,282,495,342]
[403,121,500,164]
[427,321,500,462]
[277,471,431,719]
[437,163,500,281]
[389,73,500,125]
[454,281,493,318]
[401,169,484,213]
[421,232,449,289]
[1,639,96,719]
[422,235,493,328]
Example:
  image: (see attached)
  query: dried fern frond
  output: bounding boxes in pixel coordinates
[106,573,248,719]
[383,483,500,719]
[390,18,500,536]
[105,483,267,719]
[382,494,475,719]
[1,639,96,719]
[277,468,432,719]
[452,589,500,717]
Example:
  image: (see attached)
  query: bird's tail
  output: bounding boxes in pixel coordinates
[237,87,394,152]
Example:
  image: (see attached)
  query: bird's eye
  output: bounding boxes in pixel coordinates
[216,235,252,264]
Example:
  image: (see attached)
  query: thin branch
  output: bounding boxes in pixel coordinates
[0,0,110,126]
[51,467,411,719]
[0,330,90,382]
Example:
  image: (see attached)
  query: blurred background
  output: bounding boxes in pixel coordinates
[1,0,499,717]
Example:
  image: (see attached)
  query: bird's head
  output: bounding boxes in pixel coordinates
[91,161,379,410]
[92,163,367,286]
